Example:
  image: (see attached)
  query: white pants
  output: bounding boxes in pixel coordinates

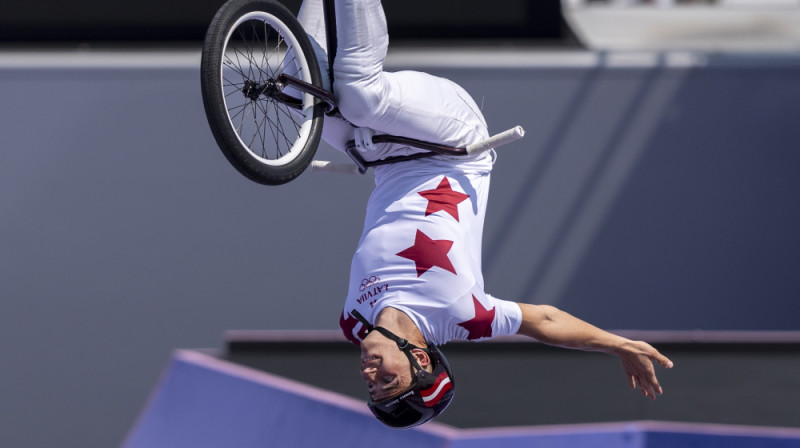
[297,0,489,158]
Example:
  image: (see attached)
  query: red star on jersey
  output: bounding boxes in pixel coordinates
[418,177,469,222]
[457,295,496,340]
[396,229,456,277]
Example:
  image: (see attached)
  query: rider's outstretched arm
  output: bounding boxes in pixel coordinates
[516,303,674,400]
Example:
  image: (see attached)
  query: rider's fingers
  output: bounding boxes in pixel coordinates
[626,373,637,391]
[651,350,674,369]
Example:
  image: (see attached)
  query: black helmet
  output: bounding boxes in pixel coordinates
[366,326,455,429]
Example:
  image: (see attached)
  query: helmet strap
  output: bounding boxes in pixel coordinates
[350,309,427,372]
[372,326,426,372]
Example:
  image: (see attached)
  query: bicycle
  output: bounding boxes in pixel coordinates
[200,0,524,185]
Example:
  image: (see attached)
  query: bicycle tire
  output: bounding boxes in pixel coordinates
[201,0,325,185]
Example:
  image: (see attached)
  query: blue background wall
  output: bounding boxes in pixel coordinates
[1,49,799,447]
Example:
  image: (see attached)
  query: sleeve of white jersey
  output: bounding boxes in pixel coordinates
[486,293,523,337]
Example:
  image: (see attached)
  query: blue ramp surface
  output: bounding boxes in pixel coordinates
[124,350,800,448]
[123,350,455,448]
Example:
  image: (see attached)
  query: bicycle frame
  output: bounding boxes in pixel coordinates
[275,0,524,174]
[254,0,335,114]
[323,0,337,91]
[237,0,339,114]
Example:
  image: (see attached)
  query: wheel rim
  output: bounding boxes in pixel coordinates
[220,11,316,167]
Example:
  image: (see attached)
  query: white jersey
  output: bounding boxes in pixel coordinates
[297,0,523,344]
[339,154,523,346]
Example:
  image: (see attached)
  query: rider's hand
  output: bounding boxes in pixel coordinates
[615,340,674,400]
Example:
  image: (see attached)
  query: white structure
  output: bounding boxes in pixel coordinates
[562,0,800,51]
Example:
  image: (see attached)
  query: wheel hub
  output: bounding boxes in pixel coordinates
[242,78,283,101]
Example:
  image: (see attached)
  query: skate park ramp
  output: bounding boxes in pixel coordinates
[123,332,800,448]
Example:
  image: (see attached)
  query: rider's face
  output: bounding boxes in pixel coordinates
[359,332,415,401]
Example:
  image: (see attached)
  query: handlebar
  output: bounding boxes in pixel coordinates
[311,125,525,175]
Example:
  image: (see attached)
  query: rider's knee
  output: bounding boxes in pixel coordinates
[334,78,386,127]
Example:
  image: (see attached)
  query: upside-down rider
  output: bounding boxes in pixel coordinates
[297,0,674,428]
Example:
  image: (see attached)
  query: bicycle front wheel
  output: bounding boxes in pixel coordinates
[201,0,325,185]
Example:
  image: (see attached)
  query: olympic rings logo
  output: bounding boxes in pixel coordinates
[359,276,381,291]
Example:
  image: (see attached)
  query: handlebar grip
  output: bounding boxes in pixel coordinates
[465,125,525,156]
[310,160,361,175]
